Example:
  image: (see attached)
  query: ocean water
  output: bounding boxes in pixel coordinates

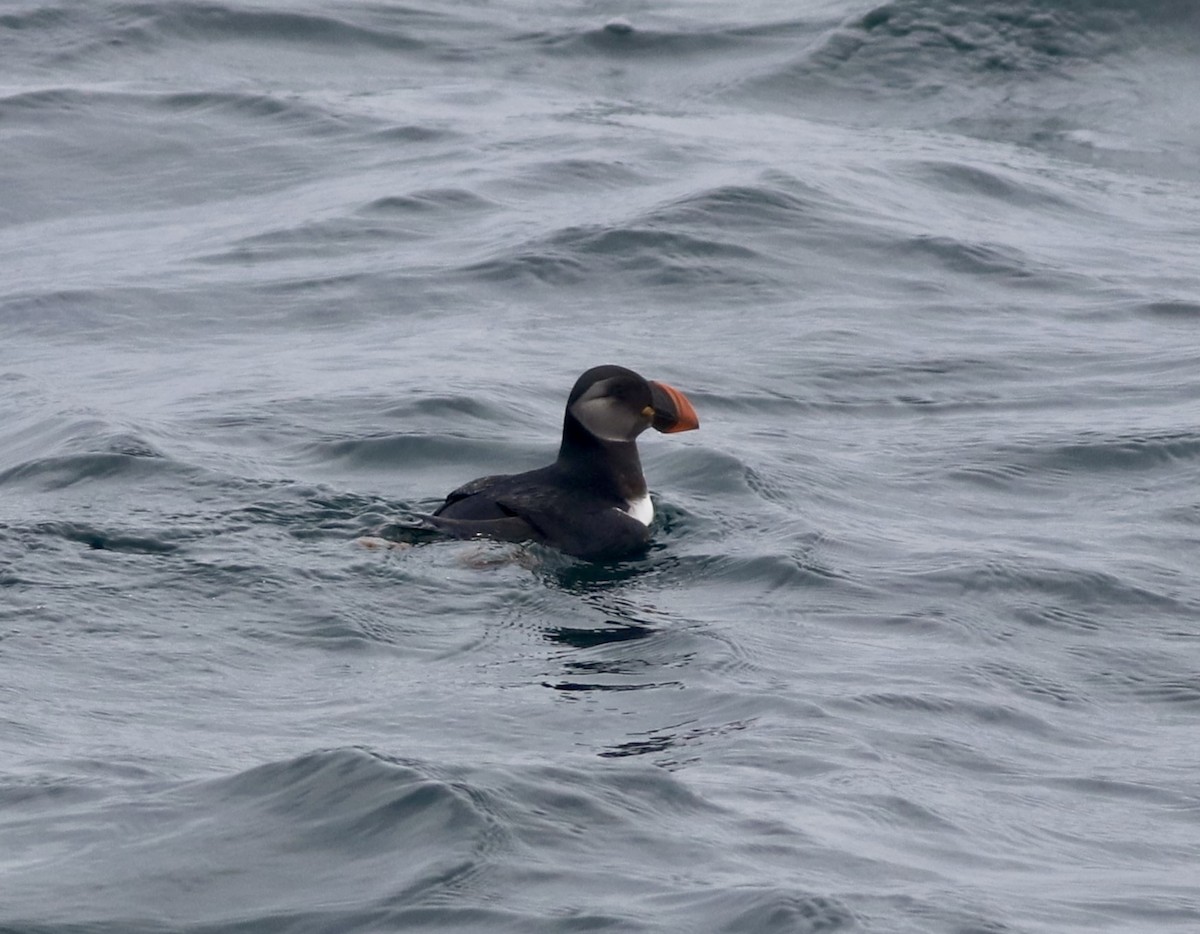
[3,0,1200,931]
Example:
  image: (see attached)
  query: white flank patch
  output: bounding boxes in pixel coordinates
[624,492,654,526]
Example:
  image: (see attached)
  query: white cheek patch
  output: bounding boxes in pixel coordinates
[572,395,637,442]
[624,492,654,526]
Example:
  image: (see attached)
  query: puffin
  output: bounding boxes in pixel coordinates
[420,365,699,561]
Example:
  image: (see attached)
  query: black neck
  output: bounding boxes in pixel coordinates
[556,411,647,502]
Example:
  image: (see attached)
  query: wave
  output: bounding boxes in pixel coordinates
[195,187,496,266]
[299,433,524,472]
[0,85,347,134]
[908,158,1084,211]
[360,187,495,217]
[799,0,1197,87]
[0,422,179,491]
[518,17,778,58]
[2,1,436,66]
[458,176,834,294]
[912,555,1192,615]
[729,0,1200,177]
[954,429,1200,488]
[8,748,836,932]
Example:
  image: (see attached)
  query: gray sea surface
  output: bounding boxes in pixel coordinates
[3,1,1200,931]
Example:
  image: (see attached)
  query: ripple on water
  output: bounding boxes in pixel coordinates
[6,748,859,931]
[462,223,773,291]
[913,555,1187,615]
[1,749,507,928]
[953,429,1200,493]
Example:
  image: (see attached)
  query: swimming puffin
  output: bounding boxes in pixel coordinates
[421,365,699,561]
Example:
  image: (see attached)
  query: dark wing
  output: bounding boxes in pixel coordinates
[426,471,544,544]
[421,512,543,545]
[489,496,650,561]
[425,467,651,560]
[433,474,514,516]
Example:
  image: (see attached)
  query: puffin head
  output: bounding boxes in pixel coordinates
[566,365,700,443]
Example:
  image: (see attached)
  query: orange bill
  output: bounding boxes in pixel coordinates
[649,381,700,433]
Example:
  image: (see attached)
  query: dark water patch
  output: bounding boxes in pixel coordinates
[195,217,415,265]
[1136,299,1200,319]
[544,621,655,650]
[0,451,179,492]
[366,123,459,145]
[299,432,525,472]
[0,5,72,32]
[544,678,683,694]
[35,522,178,556]
[463,224,775,292]
[535,553,675,594]
[598,718,755,766]
[548,629,697,686]
[553,225,760,263]
[1058,0,1200,30]
[361,188,496,217]
[156,89,355,136]
[894,234,1047,282]
[460,249,586,287]
[910,159,1080,211]
[496,157,651,195]
[523,20,754,59]
[650,179,842,241]
[107,1,430,54]
[1022,429,1200,473]
[379,393,504,423]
